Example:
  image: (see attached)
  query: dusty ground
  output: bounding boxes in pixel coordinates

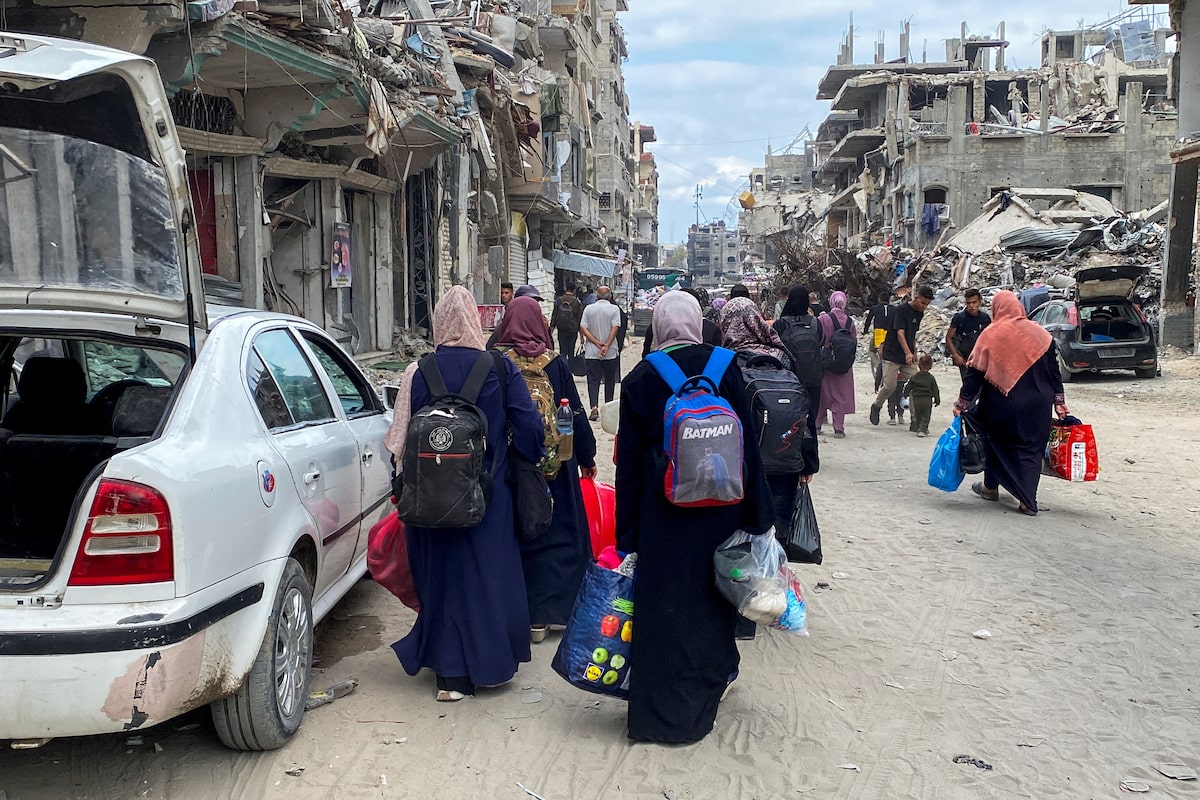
[3,345,1200,800]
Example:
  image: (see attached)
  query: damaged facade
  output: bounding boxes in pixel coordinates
[737,144,829,274]
[814,18,1177,256]
[2,0,656,351]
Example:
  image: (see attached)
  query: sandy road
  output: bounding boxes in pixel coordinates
[3,346,1200,800]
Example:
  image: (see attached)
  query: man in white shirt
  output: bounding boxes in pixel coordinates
[579,285,622,420]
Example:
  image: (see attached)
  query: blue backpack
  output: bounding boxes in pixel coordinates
[645,348,745,507]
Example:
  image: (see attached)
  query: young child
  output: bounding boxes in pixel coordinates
[902,354,940,437]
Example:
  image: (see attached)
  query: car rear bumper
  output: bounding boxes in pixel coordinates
[1062,342,1157,373]
[0,581,267,740]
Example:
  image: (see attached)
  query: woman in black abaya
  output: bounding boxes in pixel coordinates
[615,291,774,744]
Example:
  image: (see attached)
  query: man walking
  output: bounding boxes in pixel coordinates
[580,285,622,420]
[549,283,583,356]
[946,288,991,384]
[869,286,934,426]
[862,291,892,383]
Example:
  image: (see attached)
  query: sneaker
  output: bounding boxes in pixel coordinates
[887,417,897,426]
[589,407,599,421]
[897,412,906,425]
[834,431,846,439]
[869,405,881,426]
[917,431,928,438]
[530,625,548,644]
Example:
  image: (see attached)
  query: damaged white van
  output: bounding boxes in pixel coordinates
[0,32,392,749]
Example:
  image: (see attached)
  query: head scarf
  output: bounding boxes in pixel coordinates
[493,295,553,358]
[827,290,850,323]
[385,286,488,458]
[719,297,788,359]
[966,290,1053,395]
[781,285,811,317]
[729,284,751,300]
[652,290,703,351]
[712,297,727,313]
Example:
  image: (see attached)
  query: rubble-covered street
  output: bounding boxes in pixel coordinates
[2,351,1199,799]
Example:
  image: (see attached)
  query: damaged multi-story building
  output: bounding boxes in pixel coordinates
[814,16,1177,254]
[0,0,656,352]
[737,143,829,274]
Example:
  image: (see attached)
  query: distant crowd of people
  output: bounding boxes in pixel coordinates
[381,277,1070,743]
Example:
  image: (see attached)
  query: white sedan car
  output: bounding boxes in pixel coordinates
[0,33,392,750]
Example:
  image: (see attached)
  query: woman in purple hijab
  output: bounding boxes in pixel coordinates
[493,297,598,642]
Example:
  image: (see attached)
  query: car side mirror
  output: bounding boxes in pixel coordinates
[381,385,400,410]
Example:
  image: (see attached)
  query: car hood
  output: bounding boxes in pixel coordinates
[0,31,206,332]
[1074,265,1146,301]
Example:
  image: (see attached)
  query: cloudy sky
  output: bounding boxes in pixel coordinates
[621,1,1170,244]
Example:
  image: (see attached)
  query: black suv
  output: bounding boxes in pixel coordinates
[1027,266,1157,381]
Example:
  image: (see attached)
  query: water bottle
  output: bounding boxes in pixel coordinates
[555,398,574,462]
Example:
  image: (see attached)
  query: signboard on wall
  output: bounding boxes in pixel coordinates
[331,222,352,288]
[478,304,504,331]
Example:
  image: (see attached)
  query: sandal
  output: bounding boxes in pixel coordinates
[436,690,468,702]
[1017,504,1038,517]
[971,482,999,502]
[530,625,549,644]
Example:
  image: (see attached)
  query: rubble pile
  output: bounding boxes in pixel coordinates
[775,189,1188,360]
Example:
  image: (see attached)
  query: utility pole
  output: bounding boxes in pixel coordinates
[693,184,703,227]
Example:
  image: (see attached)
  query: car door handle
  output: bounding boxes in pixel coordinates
[303,470,321,485]
[362,449,374,464]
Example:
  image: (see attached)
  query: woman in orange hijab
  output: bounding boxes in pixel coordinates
[953,290,1070,516]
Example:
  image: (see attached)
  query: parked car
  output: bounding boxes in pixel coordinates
[1027,266,1157,381]
[0,33,392,750]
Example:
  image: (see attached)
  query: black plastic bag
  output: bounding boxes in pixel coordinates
[959,413,987,475]
[782,483,822,564]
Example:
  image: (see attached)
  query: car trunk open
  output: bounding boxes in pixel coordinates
[0,333,185,585]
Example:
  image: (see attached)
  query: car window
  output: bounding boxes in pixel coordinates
[246,349,294,430]
[1029,306,1046,323]
[251,329,335,428]
[300,332,380,417]
[1044,305,1063,325]
[79,341,185,397]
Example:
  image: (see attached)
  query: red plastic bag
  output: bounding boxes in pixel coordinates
[367,512,419,611]
[580,477,616,558]
[1048,421,1099,482]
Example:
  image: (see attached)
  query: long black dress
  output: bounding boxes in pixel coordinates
[519,354,598,626]
[960,345,1064,513]
[616,344,774,743]
[392,347,545,689]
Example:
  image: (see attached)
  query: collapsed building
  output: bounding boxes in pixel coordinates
[737,144,831,276]
[813,18,1177,254]
[0,0,659,354]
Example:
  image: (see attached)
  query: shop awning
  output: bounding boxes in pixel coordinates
[550,249,615,279]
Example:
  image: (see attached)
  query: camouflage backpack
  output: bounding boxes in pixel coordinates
[502,348,564,479]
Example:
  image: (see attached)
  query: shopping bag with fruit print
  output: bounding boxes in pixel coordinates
[552,555,636,700]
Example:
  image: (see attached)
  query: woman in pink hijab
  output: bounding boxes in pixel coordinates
[384,286,545,701]
[816,291,857,438]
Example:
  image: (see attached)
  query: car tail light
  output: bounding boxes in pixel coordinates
[69,480,173,586]
[1066,306,1079,326]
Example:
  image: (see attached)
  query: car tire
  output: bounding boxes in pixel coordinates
[1135,366,1157,379]
[211,558,313,751]
[1058,355,1074,383]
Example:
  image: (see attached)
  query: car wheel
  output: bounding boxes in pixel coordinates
[1058,355,1073,383]
[1135,366,1157,379]
[211,558,313,751]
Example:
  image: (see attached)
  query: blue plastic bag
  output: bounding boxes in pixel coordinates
[552,560,635,700]
[928,417,966,492]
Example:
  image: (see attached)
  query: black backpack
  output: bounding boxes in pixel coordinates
[822,315,857,374]
[777,316,825,386]
[554,296,580,334]
[394,353,499,529]
[738,353,811,475]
